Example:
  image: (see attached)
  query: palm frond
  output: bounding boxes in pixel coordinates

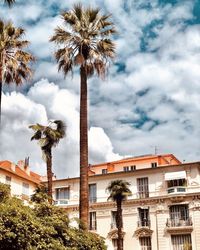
[4,0,15,7]
[51,4,116,78]
[107,180,132,202]
[49,27,72,44]
[86,7,99,23]
[73,3,83,21]
[0,20,34,87]
[62,11,77,26]
[29,120,66,162]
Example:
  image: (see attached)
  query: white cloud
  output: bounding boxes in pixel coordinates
[0,0,200,178]
[1,79,121,177]
[89,127,122,163]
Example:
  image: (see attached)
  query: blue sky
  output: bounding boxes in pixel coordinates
[0,0,200,177]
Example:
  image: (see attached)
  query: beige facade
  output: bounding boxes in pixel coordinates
[0,160,41,202]
[52,154,200,250]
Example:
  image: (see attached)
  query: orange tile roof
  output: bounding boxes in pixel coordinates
[91,154,181,168]
[0,161,41,184]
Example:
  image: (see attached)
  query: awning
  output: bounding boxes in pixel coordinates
[54,186,69,189]
[165,171,186,181]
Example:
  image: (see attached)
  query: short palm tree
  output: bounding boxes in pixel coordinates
[107,180,132,250]
[50,3,116,229]
[29,120,66,202]
[0,20,34,123]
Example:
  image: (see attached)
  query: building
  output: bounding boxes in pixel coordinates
[0,159,41,202]
[51,154,200,250]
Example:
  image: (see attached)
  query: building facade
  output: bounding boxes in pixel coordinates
[52,154,200,250]
[0,159,41,202]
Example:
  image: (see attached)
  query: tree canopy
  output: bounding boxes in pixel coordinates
[0,183,106,250]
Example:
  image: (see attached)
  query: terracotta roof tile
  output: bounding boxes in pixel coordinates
[0,161,41,184]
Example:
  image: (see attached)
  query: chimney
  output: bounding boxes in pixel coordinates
[17,158,30,175]
[11,163,16,172]
[17,160,25,170]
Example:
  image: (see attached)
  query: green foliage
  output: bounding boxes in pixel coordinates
[0,183,10,202]
[107,179,132,202]
[29,120,66,161]
[0,187,106,250]
[31,186,49,204]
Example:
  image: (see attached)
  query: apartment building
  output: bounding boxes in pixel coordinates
[51,154,200,250]
[0,159,41,201]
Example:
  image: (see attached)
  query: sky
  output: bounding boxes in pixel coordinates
[0,0,200,178]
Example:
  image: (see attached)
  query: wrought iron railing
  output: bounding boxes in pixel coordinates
[166,217,193,227]
[136,192,149,199]
[137,219,151,228]
[167,186,186,194]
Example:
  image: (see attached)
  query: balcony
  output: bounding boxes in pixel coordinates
[166,217,193,233]
[136,192,149,199]
[137,219,151,228]
[134,220,153,238]
[54,199,69,206]
[167,186,186,194]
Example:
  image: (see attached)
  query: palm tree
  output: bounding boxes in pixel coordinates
[50,3,116,229]
[29,120,66,202]
[0,20,34,123]
[106,180,132,250]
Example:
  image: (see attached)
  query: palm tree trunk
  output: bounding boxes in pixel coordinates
[0,79,2,125]
[117,199,123,250]
[79,65,89,230]
[46,150,53,204]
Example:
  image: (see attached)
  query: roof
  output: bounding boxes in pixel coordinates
[0,160,41,184]
[90,153,181,168]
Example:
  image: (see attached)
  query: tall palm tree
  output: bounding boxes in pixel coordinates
[107,180,132,250]
[50,3,116,229]
[29,120,66,202]
[0,20,34,123]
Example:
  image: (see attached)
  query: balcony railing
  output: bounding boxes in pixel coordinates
[136,192,149,199]
[167,186,186,194]
[166,217,193,227]
[54,199,69,205]
[137,219,151,228]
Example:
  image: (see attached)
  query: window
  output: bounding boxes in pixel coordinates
[138,208,150,227]
[5,176,11,185]
[131,165,136,171]
[168,205,189,227]
[102,169,107,174]
[168,179,186,188]
[89,212,97,230]
[22,183,29,196]
[171,234,192,250]
[123,166,129,172]
[151,162,157,168]
[89,184,97,203]
[137,177,149,198]
[124,166,136,172]
[56,187,70,200]
[140,237,152,250]
[111,211,117,229]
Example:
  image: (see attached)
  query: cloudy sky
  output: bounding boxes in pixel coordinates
[0,0,200,178]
